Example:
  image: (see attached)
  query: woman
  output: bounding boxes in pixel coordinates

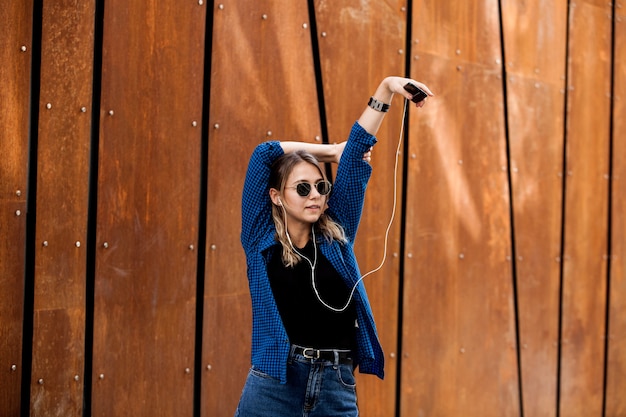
[237,76,432,416]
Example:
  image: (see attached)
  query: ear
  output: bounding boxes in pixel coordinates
[269,188,282,206]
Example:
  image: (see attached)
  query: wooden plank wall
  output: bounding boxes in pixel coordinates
[0,1,624,416]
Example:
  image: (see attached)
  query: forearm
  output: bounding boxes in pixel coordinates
[279,141,340,163]
[357,76,433,136]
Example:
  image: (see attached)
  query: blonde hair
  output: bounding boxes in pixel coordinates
[269,151,347,267]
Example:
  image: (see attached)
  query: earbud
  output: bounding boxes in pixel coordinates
[277,198,283,206]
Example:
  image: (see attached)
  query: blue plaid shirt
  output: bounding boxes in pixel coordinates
[241,122,384,384]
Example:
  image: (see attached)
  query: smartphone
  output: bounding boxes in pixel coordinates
[403,82,428,103]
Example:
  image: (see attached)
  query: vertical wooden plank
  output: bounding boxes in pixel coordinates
[28,1,95,415]
[0,1,32,415]
[500,1,568,416]
[201,1,321,415]
[314,1,407,415]
[605,5,626,416]
[559,2,613,416]
[401,1,520,416]
[92,2,205,416]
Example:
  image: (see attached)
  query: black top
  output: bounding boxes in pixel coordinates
[268,239,357,351]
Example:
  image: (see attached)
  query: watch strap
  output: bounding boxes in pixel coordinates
[368,96,390,113]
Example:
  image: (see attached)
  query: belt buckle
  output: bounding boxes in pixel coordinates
[302,348,320,359]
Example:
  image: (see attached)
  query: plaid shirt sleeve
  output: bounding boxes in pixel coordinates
[241,141,293,383]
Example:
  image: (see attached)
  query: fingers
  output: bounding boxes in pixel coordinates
[363,147,373,162]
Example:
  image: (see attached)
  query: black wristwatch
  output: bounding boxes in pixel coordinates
[368,96,390,113]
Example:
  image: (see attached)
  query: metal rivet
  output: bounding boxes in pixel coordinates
[81,107,87,113]
[213,123,220,129]
[15,210,21,216]
[11,365,17,372]
[188,244,195,251]
[401,6,407,12]
[535,83,541,88]
[314,136,321,142]
[21,45,27,52]
[108,110,114,116]
[99,374,105,380]
[414,39,420,44]
[185,368,191,374]
[43,241,49,247]
[555,256,561,262]
[210,244,217,251]
[321,32,327,37]
[458,160,463,165]
[198,0,203,4]
[191,121,197,127]
[414,55,420,60]
[103,242,109,249]
[218,3,224,9]
[75,241,81,248]
[38,378,44,385]
[456,49,461,55]
[266,131,272,137]
[398,49,404,55]
[74,375,80,381]
[206,364,212,371]
[407,253,413,258]
[459,253,465,259]
[411,153,416,159]
[16,190,22,197]
[262,14,268,20]
[302,23,308,29]
[389,352,396,358]
[46,103,52,110]
[393,252,398,258]
[518,256,523,261]
[460,348,465,354]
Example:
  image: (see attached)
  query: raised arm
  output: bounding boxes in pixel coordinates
[357,76,433,136]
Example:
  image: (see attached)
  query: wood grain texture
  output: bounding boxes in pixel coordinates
[200,1,322,415]
[605,6,626,416]
[0,1,32,414]
[314,1,408,415]
[501,1,568,416]
[401,2,520,415]
[28,0,95,415]
[92,1,205,415]
[559,2,613,416]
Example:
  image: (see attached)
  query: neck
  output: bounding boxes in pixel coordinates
[287,224,311,248]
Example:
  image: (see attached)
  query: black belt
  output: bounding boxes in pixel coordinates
[292,345,353,364]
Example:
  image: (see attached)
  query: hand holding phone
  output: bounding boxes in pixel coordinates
[403,82,428,103]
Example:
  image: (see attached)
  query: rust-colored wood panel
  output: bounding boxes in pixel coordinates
[410,0,502,68]
[92,1,205,416]
[314,1,407,415]
[0,1,32,414]
[501,1,568,416]
[28,1,95,415]
[559,2,613,416]
[605,8,626,416]
[401,5,520,414]
[0,201,27,416]
[201,1,321,415]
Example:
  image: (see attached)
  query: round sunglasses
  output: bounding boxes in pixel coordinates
[287,180,332,197]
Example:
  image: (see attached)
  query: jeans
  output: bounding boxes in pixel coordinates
[234,345,358,417]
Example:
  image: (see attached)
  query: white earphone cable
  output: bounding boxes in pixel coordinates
[283,98,409,312]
